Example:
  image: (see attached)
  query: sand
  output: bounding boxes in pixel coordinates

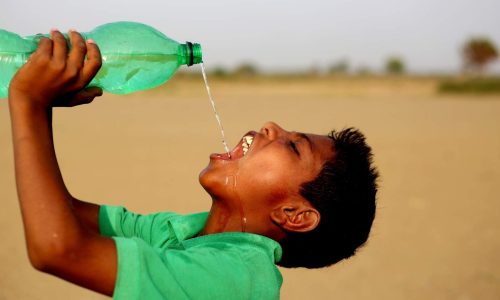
[1,76,499,299]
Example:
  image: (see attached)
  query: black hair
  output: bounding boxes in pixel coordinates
[278,128,378,268]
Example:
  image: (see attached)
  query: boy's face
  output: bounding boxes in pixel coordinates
[199,122,334,228]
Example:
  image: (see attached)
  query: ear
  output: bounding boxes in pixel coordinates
[270,201,320,233]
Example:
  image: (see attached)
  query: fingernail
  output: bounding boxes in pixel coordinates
[68,28,76,33]
[87,39,96,44]
[50,28,59,33]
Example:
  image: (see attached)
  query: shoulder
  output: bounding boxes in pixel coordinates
[113,236,282,299]
[179,233,283,297]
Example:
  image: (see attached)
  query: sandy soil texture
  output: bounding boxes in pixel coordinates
[1,77,499,299]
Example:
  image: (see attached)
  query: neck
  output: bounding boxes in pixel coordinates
[199,200,246,236]
[198,199,287,243]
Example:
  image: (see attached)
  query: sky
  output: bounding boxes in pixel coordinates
[1,0,499,74]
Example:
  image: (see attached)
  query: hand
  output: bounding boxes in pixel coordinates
[8,29,103,109]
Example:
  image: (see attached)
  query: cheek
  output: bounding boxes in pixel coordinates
[236,162,293,201]
[267,187,289,204]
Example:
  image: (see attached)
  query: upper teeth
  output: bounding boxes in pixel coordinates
[242,136,253,156]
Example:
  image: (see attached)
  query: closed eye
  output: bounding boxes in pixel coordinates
[289,141,300,156]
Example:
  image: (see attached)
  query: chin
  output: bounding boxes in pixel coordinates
[199,166,222,198]
[198,166,211,190]
[199,164,238,202]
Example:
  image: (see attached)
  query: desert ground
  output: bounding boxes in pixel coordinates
[1,75,499,299]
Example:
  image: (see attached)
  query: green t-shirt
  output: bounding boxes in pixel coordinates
[99,205,283,300]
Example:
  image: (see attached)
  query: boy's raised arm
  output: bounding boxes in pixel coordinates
[8,30,116,296]
[47,107,101,234]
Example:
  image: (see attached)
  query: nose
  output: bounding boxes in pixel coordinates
[260,121,287,139]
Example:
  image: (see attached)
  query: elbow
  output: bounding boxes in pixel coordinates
[27,242,66,272]
[27,236,84,273]
[28,249,51,272]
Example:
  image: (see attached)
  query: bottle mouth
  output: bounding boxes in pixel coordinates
[185,42,202,66]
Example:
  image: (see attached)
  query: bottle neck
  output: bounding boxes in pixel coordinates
[179,42,202,66]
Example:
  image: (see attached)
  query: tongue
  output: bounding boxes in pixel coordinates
[230,144,244,159]
[211,152,232,160]
[210,138,246,161]
[222,152,232,160]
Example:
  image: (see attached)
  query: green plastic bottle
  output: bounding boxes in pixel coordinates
[0,21,202,98]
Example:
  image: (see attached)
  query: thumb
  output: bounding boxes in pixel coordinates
[65,87,103,107]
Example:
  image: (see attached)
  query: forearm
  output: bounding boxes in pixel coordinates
[9,99,87,263]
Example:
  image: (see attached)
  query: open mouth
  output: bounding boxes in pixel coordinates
[210,131,257,161]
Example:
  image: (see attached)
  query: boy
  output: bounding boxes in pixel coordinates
[8,30,378,299]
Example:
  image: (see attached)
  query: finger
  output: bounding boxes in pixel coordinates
[54,87,103,107]
[68,87,103,106]
[32,37,53,61]
[79,39,102,87]
[67,29,87,71]
[82,86,103,98]
[50,29,68,63]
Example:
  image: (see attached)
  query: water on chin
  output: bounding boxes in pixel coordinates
[225,174,247,232]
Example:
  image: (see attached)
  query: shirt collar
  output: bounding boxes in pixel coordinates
[167,212,283,263]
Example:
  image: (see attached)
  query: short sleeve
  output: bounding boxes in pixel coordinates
[111,237,258,300]
[99,205,178,247]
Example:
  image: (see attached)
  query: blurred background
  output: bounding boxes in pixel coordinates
[1,0,499,299]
